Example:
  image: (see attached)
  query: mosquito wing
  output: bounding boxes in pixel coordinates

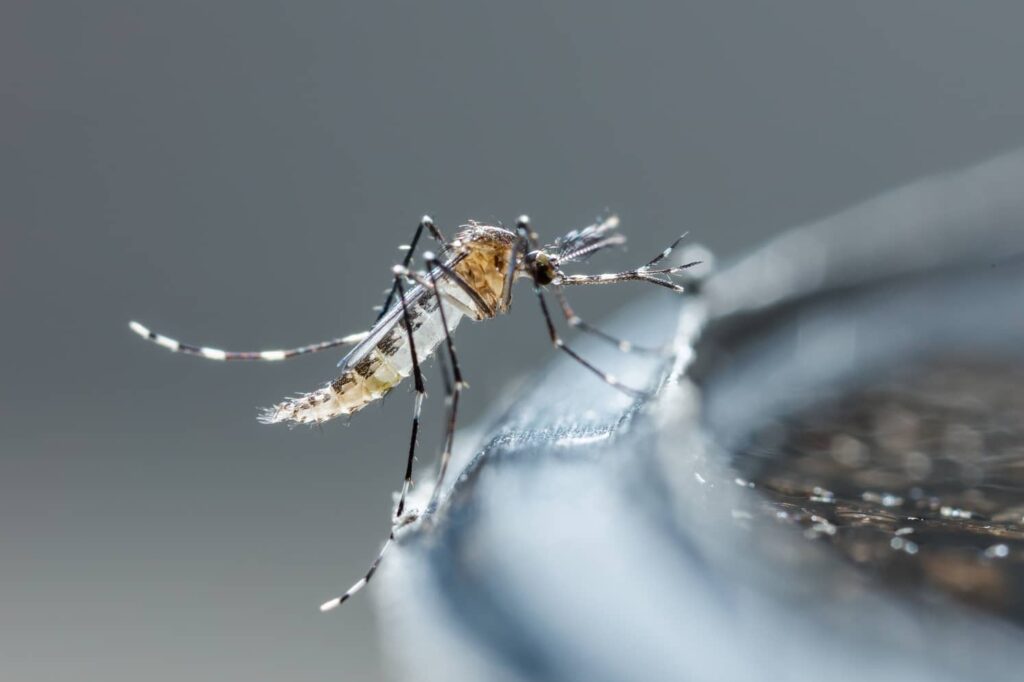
[337,250,472,370]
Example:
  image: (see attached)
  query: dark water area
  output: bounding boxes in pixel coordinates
[733,357,1024,623]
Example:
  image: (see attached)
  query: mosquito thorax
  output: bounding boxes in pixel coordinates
[524,250,558,285]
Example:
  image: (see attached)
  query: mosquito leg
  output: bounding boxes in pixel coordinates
[556,268,698,292]
[550,287,666,356]
[533,285,648,399]
[319,268,426,612]
[643,232,689,269]
[393,259,465,511]
[556,234,702,292]
[321,263,459,613]
[429,366,461,512]
[393,270,426,521]
[319,512,418,612]
[500,217,532,311]
[520,218,647,393]
[423,253,465,511]
[128,321,368,361]
[556,259,702,292]
[376,215,448,321]
[319,535,393,612]
[435,338,454,396]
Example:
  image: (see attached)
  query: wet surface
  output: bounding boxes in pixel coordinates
[733,357,1024,622]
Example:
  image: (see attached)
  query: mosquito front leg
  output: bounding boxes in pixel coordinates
[555,234,701,293]
[533,285,648,399]
[500,216,532,312]
[128,321,368,361]
[550,287,667,356]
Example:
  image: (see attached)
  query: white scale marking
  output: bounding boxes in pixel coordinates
[130,321,181,352]
[155,334,180,352]
[320,596,343,612]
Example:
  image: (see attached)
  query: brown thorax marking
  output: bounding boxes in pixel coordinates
[449,225,517,318]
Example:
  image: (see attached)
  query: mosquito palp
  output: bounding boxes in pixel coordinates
[129,213,703,612]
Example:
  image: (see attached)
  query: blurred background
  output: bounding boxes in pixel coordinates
[4,2,1024,680]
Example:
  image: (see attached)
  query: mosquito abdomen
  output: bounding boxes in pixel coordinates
[260,296,465,425]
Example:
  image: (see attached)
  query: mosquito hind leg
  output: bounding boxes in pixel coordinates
[319,512,418,612]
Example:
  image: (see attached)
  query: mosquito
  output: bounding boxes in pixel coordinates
[129,214,700,611]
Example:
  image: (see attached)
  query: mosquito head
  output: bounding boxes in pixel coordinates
[524,249,560,286]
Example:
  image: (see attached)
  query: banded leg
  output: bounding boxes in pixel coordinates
[393,258,466,511]
[422,253,465,510]
[533,285,648,399]
[556,234,701,293]
[375,215,447,321]
[128,321,368,361]
[393,269,427,521]
[320,262,466,613]
[520,216,649,392]
[551,287,666,356]
[319,513,417,612]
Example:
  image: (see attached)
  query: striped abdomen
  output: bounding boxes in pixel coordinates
[259,287,465,425]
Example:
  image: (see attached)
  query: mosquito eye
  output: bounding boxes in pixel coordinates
[525,251,556,284]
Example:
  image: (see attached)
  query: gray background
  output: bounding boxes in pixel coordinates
[3,2,1024,680]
